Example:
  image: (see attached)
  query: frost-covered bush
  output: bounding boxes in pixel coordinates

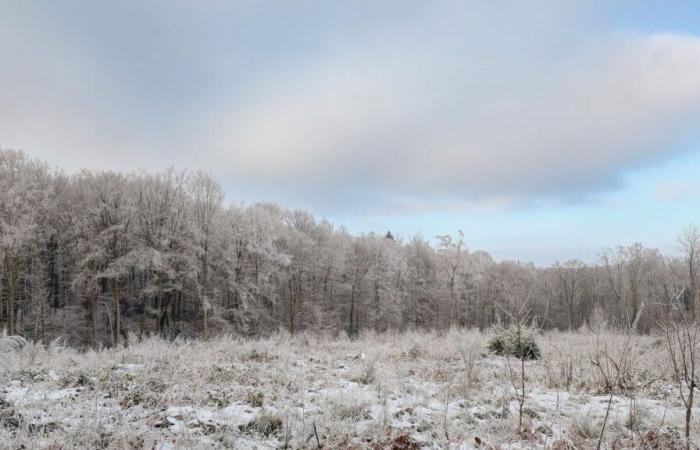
[0,330,27,353]
[487,326,540,360]
[241,413,283,437]
[351,353,378,385]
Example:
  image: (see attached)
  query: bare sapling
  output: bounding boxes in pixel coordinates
[662,292,699,450]
[498,263,535,435]
[443,369,453,442]
[592,323,634,450]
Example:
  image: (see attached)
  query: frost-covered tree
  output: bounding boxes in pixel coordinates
[0,150,51,335]
[553,259,586,330]
[2,148,700,344]
[436,231,467,329]
[679,225,700,320]
[188,172,224,338]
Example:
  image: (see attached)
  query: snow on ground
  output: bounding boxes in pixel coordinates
[0,330,695,449]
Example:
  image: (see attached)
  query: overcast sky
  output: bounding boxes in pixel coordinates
[2,1,700,264]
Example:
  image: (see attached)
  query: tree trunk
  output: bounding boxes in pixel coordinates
[177,291,182,320]
[349,282,356,337]
[8,254,18,336]
[288,277,296,334]
[159,295,170,335]
[140,298,146,337]
[40,290,45,342]
[449,277,456,329]
[202,251,209,339]
[686,380,694,450]
[569,300,574,331]
[690,255,696,321]
[91,291,98,345]
[374,280,380,327]
[113,279,121,346]
[435,288,441,331]
[203,303,208,338]
[0,266,4,322]
[156,296,164,334]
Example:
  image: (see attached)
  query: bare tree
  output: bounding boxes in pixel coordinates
[662,293,699,450]
[599,244,656,332]
[679,225,700,320]
[436,231,466,329]
[554,259,585,330]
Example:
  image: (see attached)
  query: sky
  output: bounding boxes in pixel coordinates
[2,1,700,265]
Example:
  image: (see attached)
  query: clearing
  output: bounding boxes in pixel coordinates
[0,330,695,449]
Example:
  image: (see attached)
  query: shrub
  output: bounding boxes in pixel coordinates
[241,413,283,436]
[570,412,600,441]
[329,395,371,420]
[487,326,540,360]
[350,357,377,385]
[247,391,264,407]
[0,331,27,353]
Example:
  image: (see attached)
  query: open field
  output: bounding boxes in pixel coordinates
[0,329,696,449]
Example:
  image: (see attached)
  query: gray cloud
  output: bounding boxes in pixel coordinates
[213,30,700,212]
[2,2,700,215]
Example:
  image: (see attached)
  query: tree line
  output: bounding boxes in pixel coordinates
[0,149,697,346]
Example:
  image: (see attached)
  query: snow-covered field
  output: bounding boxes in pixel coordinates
[0,330,695,449]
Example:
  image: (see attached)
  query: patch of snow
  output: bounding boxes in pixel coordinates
[164,401,262,434]
[115,363,143,373]
[221,402,261,427]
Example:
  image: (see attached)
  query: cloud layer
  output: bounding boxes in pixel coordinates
[2,2,700,214]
